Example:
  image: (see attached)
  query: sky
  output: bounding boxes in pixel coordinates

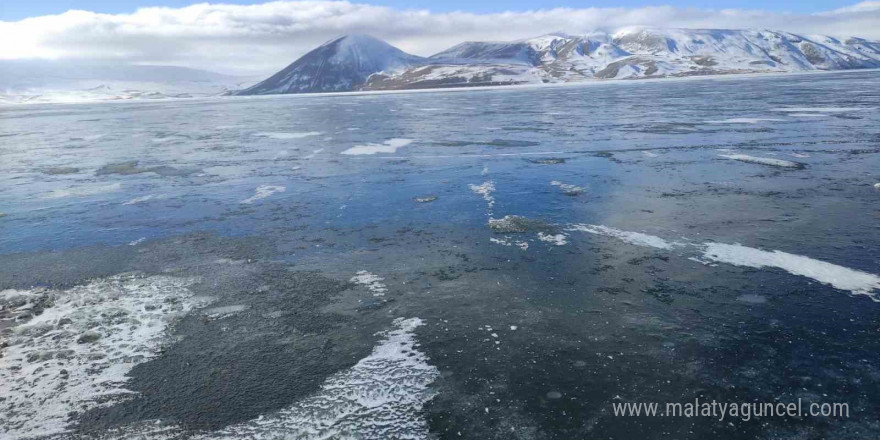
[0,0,866,20]
[1,1,878,75]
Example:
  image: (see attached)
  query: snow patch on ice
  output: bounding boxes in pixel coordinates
[537,232,568,246]
[788,113,829,118]
[0,274,209,439]
[490,236,529,250]
[122,194,162,205]
[719,154,803,169]
[254,131,323,139]
[702,243,880,301]
[469,180,496,211]
[202,305,249,320]
[351,270,389,296]
[770,107,873,113]
[567,224,679,250]
[550,180,585,196]
[705,118,783,124]
[303,148,324,159]
[241,185,286,204]
[199,317,438,440]
[341,138,413,155]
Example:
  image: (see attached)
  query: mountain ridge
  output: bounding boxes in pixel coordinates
[238,29,880,95]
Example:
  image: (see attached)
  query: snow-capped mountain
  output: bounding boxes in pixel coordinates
[238,35,424,95]
[241,29,880,95]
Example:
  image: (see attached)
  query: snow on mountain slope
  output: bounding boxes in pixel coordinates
[369,29,880,90]
[243,29,880,94]
[237,35,424,95]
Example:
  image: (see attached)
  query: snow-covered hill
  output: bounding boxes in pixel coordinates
[242,29,880,94]
[238,35,424,95]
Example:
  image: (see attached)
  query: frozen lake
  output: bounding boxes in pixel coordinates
[1,70,879,439]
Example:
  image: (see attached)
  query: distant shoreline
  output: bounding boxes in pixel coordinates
[4,67,879,107]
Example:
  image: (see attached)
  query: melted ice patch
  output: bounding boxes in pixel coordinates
[567,224,679,250]
[705,118,783,124]
[702,243,880,301]
[719,154,803,169]
[537,232,568,246]
[351,270,388,296]
[254,131,323,139]
[241,185,286,204]
[199,317,439,440]
[341,138,413,155]
[0,274,209,439]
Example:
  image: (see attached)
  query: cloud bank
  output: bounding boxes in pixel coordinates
[1,1,878,75]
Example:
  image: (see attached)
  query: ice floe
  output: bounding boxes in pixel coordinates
[350,270,389,296]
[0,274,209,439]
[567,224,680,250]
[718,154,804,169]
[702,243,880,301]
[199,317,438,440]
[241,185,286,204]
[341,138,413,155]
[254,131,323,139]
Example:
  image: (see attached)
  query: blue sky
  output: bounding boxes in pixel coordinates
[0,0,857,21]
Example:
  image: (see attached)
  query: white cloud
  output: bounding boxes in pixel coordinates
[0,1,878,75]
